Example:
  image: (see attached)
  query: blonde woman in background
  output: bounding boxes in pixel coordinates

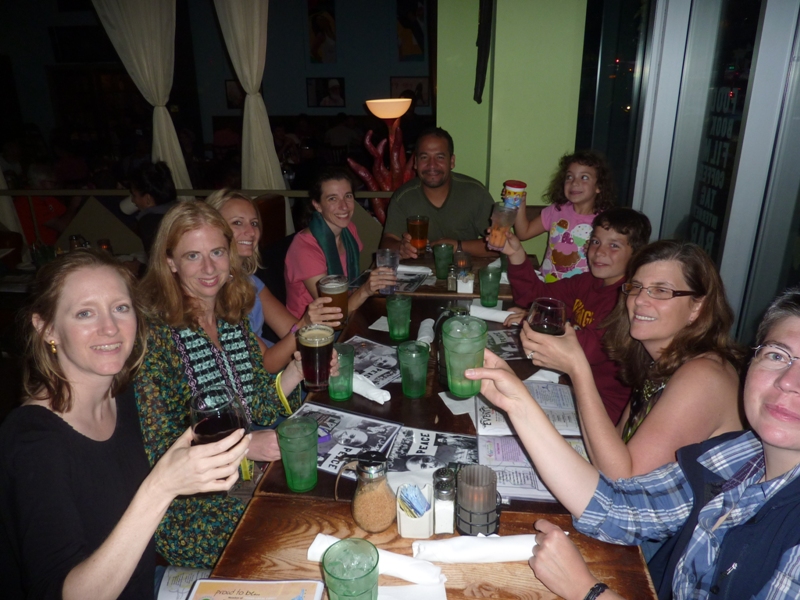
[206,189,341,373]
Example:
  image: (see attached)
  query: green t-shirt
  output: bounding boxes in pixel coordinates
[383,172,495,242]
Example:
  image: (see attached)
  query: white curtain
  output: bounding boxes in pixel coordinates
[214,0,293,234]
[0,170,31,264]
[92,0,192,192]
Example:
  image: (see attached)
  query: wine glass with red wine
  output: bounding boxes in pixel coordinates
[190,384,250,445]
[526,298,567,336]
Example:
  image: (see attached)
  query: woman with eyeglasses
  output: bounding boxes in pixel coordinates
[466,287,800,600]
[519,240,743,480]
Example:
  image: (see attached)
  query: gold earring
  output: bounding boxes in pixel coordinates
[48,340,57,355]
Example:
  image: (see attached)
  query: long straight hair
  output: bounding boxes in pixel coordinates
[140,201,254,328]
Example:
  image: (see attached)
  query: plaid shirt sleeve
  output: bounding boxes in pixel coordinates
[573,461,694,546]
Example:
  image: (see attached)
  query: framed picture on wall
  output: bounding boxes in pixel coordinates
[390,76,430,107]
[225,80,245,109]
[397,0,426,61]
[308,0,337,64]
[307,77,345,107]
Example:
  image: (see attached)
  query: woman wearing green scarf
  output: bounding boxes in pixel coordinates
[285,168,397,320]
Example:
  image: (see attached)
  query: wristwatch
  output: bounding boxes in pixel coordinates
[584,582,609,600]
[456,240,463,252]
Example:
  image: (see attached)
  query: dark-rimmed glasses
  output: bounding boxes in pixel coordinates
[621,282,695,300]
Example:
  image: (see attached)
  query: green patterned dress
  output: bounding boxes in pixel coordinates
[134,318,301,568]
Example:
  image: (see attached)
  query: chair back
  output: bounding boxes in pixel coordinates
[255,193,287,249]
[0,230,22,270]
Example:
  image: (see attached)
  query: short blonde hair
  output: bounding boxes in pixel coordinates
[205,188,262,276]
[140,200,255,328]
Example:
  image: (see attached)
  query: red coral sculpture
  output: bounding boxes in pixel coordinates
[347,118,415,225]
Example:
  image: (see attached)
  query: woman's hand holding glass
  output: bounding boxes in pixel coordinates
[520,320,586,376]
[303,296,343,329]
[281,349,340,393]
[149,427,250,498]
[465,350,538,420]
[365,266,398,296]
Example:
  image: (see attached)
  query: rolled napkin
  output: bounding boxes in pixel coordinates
[378,584,447,600]
[398,265,433,276]
[417,318,435,344]
[469,304,514,323]
[353,373,391,404]
[412,534,538,563]
[307,533,446,585]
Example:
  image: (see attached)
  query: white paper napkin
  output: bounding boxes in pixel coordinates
[417,318,435,344]
[398,265,433,276]
[469,305,513,323]
[438,392,475,415]
[353,373,391,404]
[307,533,446,585]
[412,534,538,563]
[379,584,447,600]
[525,368,561,383]
[370,316,390,332]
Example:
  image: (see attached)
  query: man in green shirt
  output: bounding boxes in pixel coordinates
[381,127,497,258]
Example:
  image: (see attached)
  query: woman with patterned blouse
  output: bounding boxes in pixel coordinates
[519,241,743,480]
[134,201,308,568]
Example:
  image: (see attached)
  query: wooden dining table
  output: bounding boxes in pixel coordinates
[212,295,657,599]
[395,251,538,300]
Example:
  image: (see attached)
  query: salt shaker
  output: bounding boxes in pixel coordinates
[447,265,457,291]
[434,481,455,534]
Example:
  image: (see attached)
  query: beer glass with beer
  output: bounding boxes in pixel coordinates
[318,275,349,331]
[296,324,335,391]
[407,215,429,253]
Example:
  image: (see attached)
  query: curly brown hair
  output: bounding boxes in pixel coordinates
[139,201,255,328]
[22,249,147,413]
[543,150,616,212]
[603,240,742,389]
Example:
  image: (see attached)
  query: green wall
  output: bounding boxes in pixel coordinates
[437,0,587,258]
[436,0,492,184]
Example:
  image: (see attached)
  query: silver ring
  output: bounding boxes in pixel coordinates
[526,351,534,359]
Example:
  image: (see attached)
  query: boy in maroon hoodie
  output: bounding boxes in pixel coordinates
[497,207,651,423]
